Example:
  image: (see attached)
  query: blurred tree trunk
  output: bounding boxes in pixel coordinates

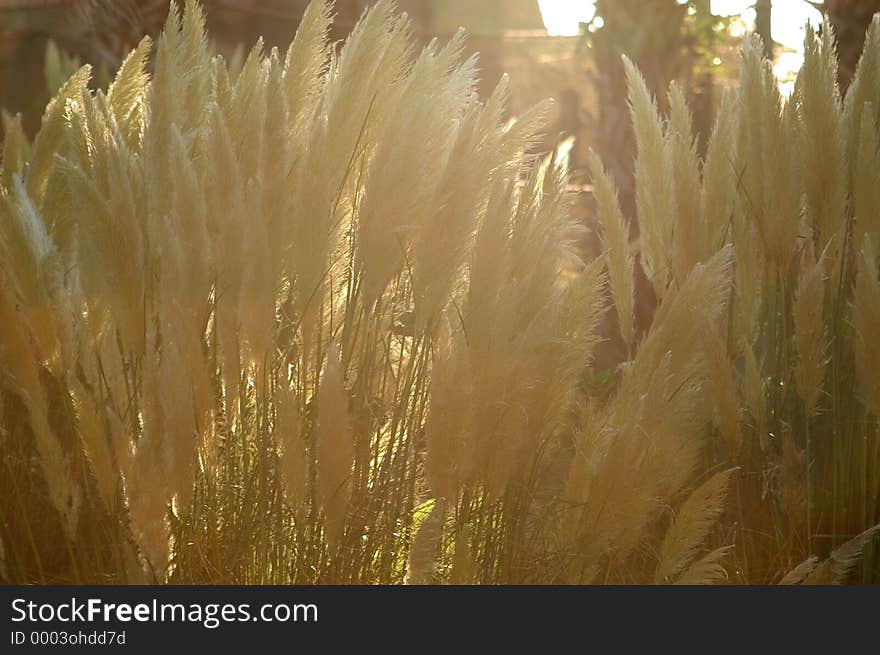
[589,0,688,213]
[585,0,691,363]
[824,0,880,90]
[755,0,773,59]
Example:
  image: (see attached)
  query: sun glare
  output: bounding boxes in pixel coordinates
[537,0,596,37]
[539,0,823,96]
[539,1,824,50]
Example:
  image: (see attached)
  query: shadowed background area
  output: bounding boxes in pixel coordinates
[4,0,879,173]
[0,1,571,137]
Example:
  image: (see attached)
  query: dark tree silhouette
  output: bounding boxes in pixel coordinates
[756,0,773,58]
[822,0,880,90]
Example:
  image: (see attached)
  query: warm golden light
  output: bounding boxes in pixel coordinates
[538,1,823,50]
[537,0,595,37]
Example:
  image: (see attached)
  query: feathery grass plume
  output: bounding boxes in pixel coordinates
[0,279,80,540]
[148,1,210,144]
[734,36,766,252]
[726,45,766,350]
[853,104,880,254]
[507,162,576,332]
[561,410,633,583]
[26,65,91,202]
[763,72,801,274]
[54,115,147,356]
[700,89,737,258]
[553,257,608,402]
[228,41,268,185]
[625,56,674,296]
[164,123,210,292]
[144,2,207,231]
[178,0,212,125]
[843,16,880,180]
[238,215,278,367]
[126,321,175,572]
[617,249,734,496]
[156,331,200,508]
[562,250,732,582]
[464,171,515,359]
[589,151,635,348]
[506,254,606,501]
[316,346,355,550]
[283,0,332,135]
[667,83,703,283]
[578,23,879,584]
[1,112,29,189]
[498,84,555,164]
[793,241,829,417]
[260,49,292,255]
[621,246,734,406]
[802,525,880,584]
[36,162,73,260]
[454,174,519,491]
[106,36,152,150]
[674,546,732,585]
[854,237,880,412]
[1,176,65,370]
[69,377,119,511]
[565,365,689,580]
[2,177,57,297]
[411,69,523,330]
[291,0,410,330]
[779,555,820,584]
[467,162,601,497]
[797,23,847,254]
[126,435,171,571]
[356,32,473,304]
[735,36,798,272]
[201,101,243,407]
[655,469,734,583]
[164,125,212,317]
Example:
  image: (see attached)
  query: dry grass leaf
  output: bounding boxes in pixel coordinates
[655,469,735,584]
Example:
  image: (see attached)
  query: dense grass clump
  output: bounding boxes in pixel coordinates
[598,23,880,583]
[0,0,876,584]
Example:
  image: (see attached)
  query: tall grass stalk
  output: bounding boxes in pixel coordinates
[0,1,877,584]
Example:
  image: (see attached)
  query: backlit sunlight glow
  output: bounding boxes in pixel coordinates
[537,0,595,37]
[712,0,823,50]
[538,0,824,96]
[539,1,823,48]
